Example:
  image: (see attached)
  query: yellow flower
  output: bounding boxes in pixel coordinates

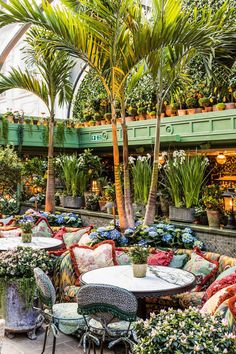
[210,98,214,103]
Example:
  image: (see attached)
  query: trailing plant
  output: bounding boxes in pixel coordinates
[55,121,65,147]
[0,145,22,191]
[17,123,24,155]
[129,154,152,205]
[42,125,49,146]
[1,116,9,143]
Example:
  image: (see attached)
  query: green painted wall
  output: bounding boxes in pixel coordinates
[1,109,236,150]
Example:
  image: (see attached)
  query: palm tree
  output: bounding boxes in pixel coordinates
[143,0,235,225]
[0,0,149,229]
[0,27,74,213]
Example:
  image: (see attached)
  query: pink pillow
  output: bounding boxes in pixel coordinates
[78,233,92,246]
[202,272,236,304]
[69,241,118,285]
[148,249,174,266]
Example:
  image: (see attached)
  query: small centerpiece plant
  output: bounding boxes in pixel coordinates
[134,307,236,354]
[19,219,34,243]
[128,245,149,278]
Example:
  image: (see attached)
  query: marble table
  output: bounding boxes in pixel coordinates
[0,236,62,251]
[81,265,196,318]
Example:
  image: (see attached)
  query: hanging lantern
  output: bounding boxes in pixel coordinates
[91,180,100,195]
[216,153,226,165]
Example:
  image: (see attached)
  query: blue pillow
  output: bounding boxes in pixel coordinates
[169,254,188,268]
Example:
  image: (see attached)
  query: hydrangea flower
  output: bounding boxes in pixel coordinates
[193,240,204,249]
[89,232,98,239]
[182,233,194,243]
[124,228,135,235]
[162,233,173,242]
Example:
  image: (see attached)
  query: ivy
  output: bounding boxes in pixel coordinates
[0,277,36,309]
[17,124,24,155]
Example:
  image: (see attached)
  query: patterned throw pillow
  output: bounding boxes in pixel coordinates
[0,227,21,237]
[201,284,236,315]
[214,295,236,332]
[32,218,53,237]
[69,240,118,283]
[216,266,236,281]
[183,248,219,291]
[169,254,188,268]
[115,249,131,265]
[78,233,93,246]
[63,227,92,248]
[202,272,236,304]
[148,250,174,266]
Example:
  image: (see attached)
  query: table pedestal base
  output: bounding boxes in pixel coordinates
[137,298,147,320]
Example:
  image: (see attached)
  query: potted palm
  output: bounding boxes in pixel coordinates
[128,245,149,278]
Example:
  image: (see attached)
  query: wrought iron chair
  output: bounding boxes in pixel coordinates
[34,267,87,354]
[77,284,138,354]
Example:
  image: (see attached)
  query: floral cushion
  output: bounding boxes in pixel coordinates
[169,254,188,268]
[201,284,236,315]
[148,249,173,266]
[115,249,131,265]
[183,248,219,291]
[53,302,87,334]
[215,295,236,332]
[88,318,134,336]
[217,264,236,280]
[0,227,21,237]
[69,241,118,283]
[63,227,92,248]
[32,218,53,238]
[202,272,236,304]
[218,255,236,274]
[78,233,92,246]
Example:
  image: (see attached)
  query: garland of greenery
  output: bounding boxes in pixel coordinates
[17,124,24,155]
[55,122,65,147]
[1,117,9,144]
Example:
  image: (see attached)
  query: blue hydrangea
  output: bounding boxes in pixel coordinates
[193,240,204,249]
[182,233,194,243]
[138,239,148,246]
[183,227,193,234]
[124,228,135,235]
[56,215,65,224]
[90,232,98,239]
[164,224,175,231]
[135,220,142,226]
[109,229,121,240]
[101,231,109,239]
[162,233,173,243]
[156,223,165,228]
[119,236,129,246]
[148,231,158,237]
[97,227,107,233]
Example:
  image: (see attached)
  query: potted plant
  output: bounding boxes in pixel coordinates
[4,111,14,123]
[225,88,235,109]
[148,111,156,119]
[20,220,34,243]
[134,307,236,353]
[0,246,53,339]
[137,107,147,120]
[202,184,223,228]
[216,102,226,111]
[88,119,96,126]
[128,245,149,278]
[94,112,102,126]
[103,183,116,214]
[165,103,177,117]
[186,97,197,115]
[199,97,212,112]
[127,106,137,122]
[104,112,112,124]
[176,92,187,116]
[85,193,100,211]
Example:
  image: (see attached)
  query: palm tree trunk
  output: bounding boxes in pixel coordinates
[111,99,128,230]
[120,94,134,228]
[45,111,55,213]
[143,97,162,225]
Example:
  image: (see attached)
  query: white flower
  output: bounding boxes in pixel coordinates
[146,153,151,160]
[128,156,135,164]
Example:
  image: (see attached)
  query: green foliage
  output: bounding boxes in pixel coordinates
[0,277,36,309]
[22,157,47,178]
[129,155,152,205]
[128,245,149,264]
[0,145,22,191]
[134,307,236,353]
[20,221,34,233]
[216,102,226,110]
[55,121,65,147]
[85,193,100,210]
[1,116,9,143]
[186,97,197,108]
[199,97,210,107]
[202,184,223,210]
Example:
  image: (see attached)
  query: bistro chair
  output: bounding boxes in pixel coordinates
[34,267,87,354]
[77,284,138,354]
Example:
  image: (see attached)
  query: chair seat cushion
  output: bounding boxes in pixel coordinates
[63,285,80,302]
[53,302,87,334]
[88,318,134,336]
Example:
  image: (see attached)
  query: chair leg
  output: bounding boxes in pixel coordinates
[100,339,104,354]
[93,341,96,354]
[52,335,57,354]
[41,326,49,354]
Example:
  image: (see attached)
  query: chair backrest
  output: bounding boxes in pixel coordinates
[77,284,137,323]
[34,267,56,308]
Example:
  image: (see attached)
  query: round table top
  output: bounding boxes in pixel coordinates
[81,265,196,298]
[0,237,62,251]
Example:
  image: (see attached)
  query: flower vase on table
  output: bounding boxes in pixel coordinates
[20,220,34,243]
[128,245,149,278]
[21,233,32,243]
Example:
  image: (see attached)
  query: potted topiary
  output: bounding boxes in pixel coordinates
[134,307,236,354]
[216,102,226,111]
[199,97,212,112]
[137,107,147,120]
[104,112,112,124]
[186,97,197,115]
[128,245,149,278]
[202,184,223,228]
[127,107,137,122]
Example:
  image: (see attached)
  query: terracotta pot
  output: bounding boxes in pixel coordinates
[225,102,235,110]
[117,118,122,124]
[132,264,147,278]
[95,121,101,126]
[149,115,156,119]
[100,120,106,125]
[98,200,107,212]
[178,109,187,116]
[170,113,176,117]
[84,122,89,127]
[203,106,213,112]
[206,210,220,228]
[126,116,135,122]
[187,108,196,115]
[216,106,225,111]
[165,106,176,117]
[195,108,202,114]
[213,105,217,111]
[21,233,32,243]
[160,113,165,118]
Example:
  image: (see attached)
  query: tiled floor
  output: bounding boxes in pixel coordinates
[1,327,125,354]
